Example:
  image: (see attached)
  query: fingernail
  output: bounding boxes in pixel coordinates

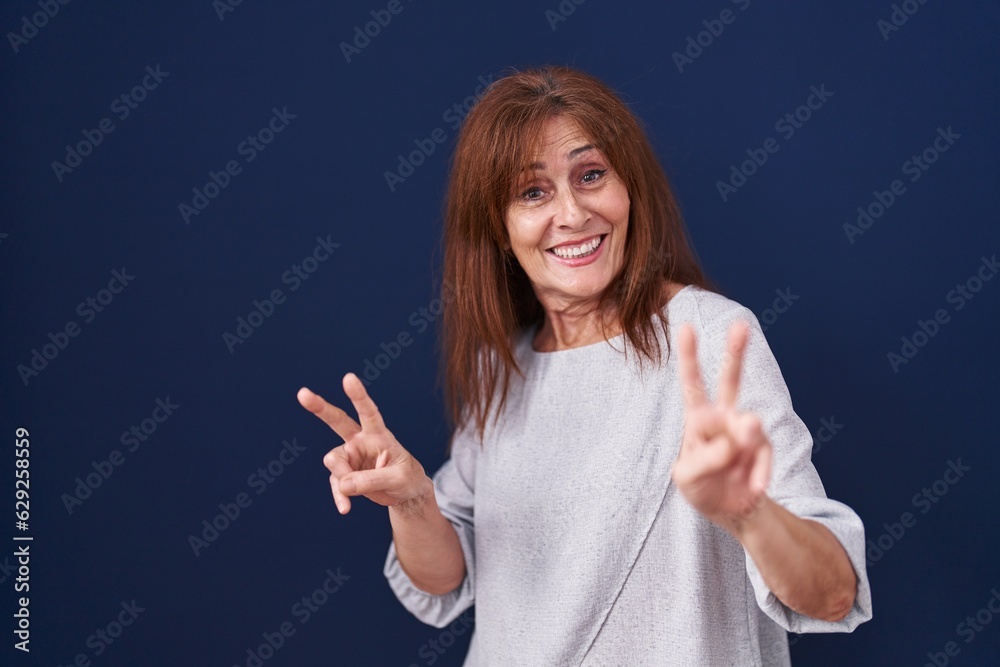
[341,478,357,494]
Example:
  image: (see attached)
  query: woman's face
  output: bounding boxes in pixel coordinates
[505,115,630,308]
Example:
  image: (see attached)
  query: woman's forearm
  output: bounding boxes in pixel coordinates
[389,476,467,596]
[729,496,858,622]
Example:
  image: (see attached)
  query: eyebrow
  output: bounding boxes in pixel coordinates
[527,144,594,171]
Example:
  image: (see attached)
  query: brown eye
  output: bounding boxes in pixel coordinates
[520,186,544,201]
[582,169,607,184]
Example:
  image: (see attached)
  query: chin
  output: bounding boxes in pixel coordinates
[539,275,614,303]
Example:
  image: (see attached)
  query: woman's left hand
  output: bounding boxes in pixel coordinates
[671,320,773,533]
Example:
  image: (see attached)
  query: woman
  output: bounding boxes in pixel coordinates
[297,65,872,665]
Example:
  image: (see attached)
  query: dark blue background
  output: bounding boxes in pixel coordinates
[2,1,998,665]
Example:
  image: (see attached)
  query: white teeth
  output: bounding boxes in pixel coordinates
[551,236,602,258]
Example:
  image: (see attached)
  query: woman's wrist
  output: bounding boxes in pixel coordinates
[722,493,774,543]
[388,475,436,519]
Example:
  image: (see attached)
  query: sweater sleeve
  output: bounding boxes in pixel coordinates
[702,304,874,634]
[383,418,478,628]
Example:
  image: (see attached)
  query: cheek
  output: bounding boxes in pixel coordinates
[507,213,545,253]
[609,187,630,227]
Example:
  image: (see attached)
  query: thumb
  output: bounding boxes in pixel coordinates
[339,466,404,497]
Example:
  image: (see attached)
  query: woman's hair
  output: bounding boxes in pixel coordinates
[438,64,717,443]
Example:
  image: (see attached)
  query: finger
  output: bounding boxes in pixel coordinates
[717,320,749,409]
[323,444,355,476]
[749,427,772,496]
[342,372,387,433]
[298,386,361,442]
[340,465,405,498]
[323,446,355,514]
[329,474,351,514]
[725,412,770,496]
[677,323,708,409]
[750,446,772,496]
[674,432,734,484]
[725,411,760,450]
[684,404,728,445]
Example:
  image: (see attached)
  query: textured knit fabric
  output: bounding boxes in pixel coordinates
[384,284,873,666]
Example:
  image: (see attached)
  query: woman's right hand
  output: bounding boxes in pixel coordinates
[297,373,430,514]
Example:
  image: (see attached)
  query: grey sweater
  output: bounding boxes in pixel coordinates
[384,285,873,665]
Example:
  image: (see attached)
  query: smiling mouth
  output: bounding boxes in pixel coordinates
[546,234,606,259]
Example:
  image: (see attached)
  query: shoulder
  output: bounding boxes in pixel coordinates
[666,284,761,338]
[665,286,793,411]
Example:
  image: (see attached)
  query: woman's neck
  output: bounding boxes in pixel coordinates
[531,279,685,352]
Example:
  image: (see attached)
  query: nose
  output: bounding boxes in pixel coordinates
[553,186,589,229]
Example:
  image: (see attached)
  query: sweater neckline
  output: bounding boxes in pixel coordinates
[519,284,696,358]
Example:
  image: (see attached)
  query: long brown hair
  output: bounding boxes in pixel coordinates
[437,65,717,443]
